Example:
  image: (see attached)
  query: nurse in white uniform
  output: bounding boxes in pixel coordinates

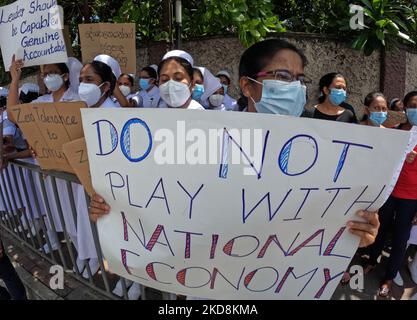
[115,73,138,107]
[93,54,135,108]
[216,70,239,111]
[112,50,205,300]
[135,66,161,108]
[195,67,221,109]
[7,57,80,255]
[204,77,228,111]
[7,56,103,277]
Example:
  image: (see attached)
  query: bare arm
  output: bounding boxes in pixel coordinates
[7,55,24,124]
[112,85,136,108]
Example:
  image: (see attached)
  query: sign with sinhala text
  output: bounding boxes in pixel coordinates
[82,109,410,300]
[0,0,68,71]
[78,23,136,75]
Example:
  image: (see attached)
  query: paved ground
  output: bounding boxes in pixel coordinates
[1,230,416,300]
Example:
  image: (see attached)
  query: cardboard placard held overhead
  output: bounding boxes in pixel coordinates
[63,138,94,196]
[0,0,68,71]
[9,102,86,173]
[78,23,136,74]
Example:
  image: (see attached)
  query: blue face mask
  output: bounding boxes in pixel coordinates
[329,88,347,106]
[222,84,228,95]
[406,108,417,125]
[139,78,151,91]
[249,78,307,116]
[192,84,205,101]
[369,111,388,126]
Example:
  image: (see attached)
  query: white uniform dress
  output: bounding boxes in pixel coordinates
[133,86,162,108]
[223,94,238,111]
[1,111,27,214]
[0,111,42,231]
[208,104,226,111]
[25,89,95,262]
[74,97,118,260]
[112,94,135,108]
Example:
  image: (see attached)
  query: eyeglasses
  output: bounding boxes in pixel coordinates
[254,69,312,85]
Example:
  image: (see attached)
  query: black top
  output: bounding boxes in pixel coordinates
[340,102,358,123]
[302,107,357,123]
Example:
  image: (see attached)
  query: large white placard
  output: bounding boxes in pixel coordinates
[82,109,410,300]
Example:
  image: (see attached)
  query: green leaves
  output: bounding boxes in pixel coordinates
[347,0,417,55]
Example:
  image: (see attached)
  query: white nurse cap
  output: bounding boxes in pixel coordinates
[93,54,122,79]
[19,83,40,95]
[162,50,194,66]
[217,70,231,81]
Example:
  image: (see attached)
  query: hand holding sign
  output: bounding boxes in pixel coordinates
[347,210,379,248]
[89,193,111,223]
[406,150,417,164]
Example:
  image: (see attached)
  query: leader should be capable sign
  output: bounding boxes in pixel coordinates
[0,0,68,71]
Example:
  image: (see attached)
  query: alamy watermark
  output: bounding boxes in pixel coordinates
[350,4,366,30]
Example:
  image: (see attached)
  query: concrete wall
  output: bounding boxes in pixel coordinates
[406,50,417,95]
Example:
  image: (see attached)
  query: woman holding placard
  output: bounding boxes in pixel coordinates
[89,41,380,301]
[7,56,104,279]
[236,38,379,246]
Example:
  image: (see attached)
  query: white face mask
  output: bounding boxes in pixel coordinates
[159,80,191,108]
[209,94,224,108]
[119,85,131,97]
[44,74,64,92]
[79,82,105,107]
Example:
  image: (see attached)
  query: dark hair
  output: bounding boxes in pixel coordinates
[19,91,40,104]
[119,73,134,86]
[141,67,158,80]
[238,38,307,110]
[364,92,386,107]
[361,92,387,121]
[193,68,204,82]
[218,73,231,85]
[89,60,116,95]
[389,98,400,110]
[0,96,6,108]
[403,91,417,108]
[158,57,194,82]
[53,63,70,88]
[318,72,345,103]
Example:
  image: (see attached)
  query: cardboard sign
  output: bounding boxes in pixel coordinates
[78,23,136,74]
[0,0,68,71]
[63,137,94,196]
[9,102,86,173]
[82,109,411,300]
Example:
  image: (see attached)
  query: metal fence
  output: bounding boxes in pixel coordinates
[0,159,173,300]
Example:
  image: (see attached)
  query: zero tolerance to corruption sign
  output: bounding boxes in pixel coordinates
[82,109,411,300]
[0,0,68,71]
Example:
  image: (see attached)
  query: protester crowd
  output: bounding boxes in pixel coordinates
[0,39,416,300]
